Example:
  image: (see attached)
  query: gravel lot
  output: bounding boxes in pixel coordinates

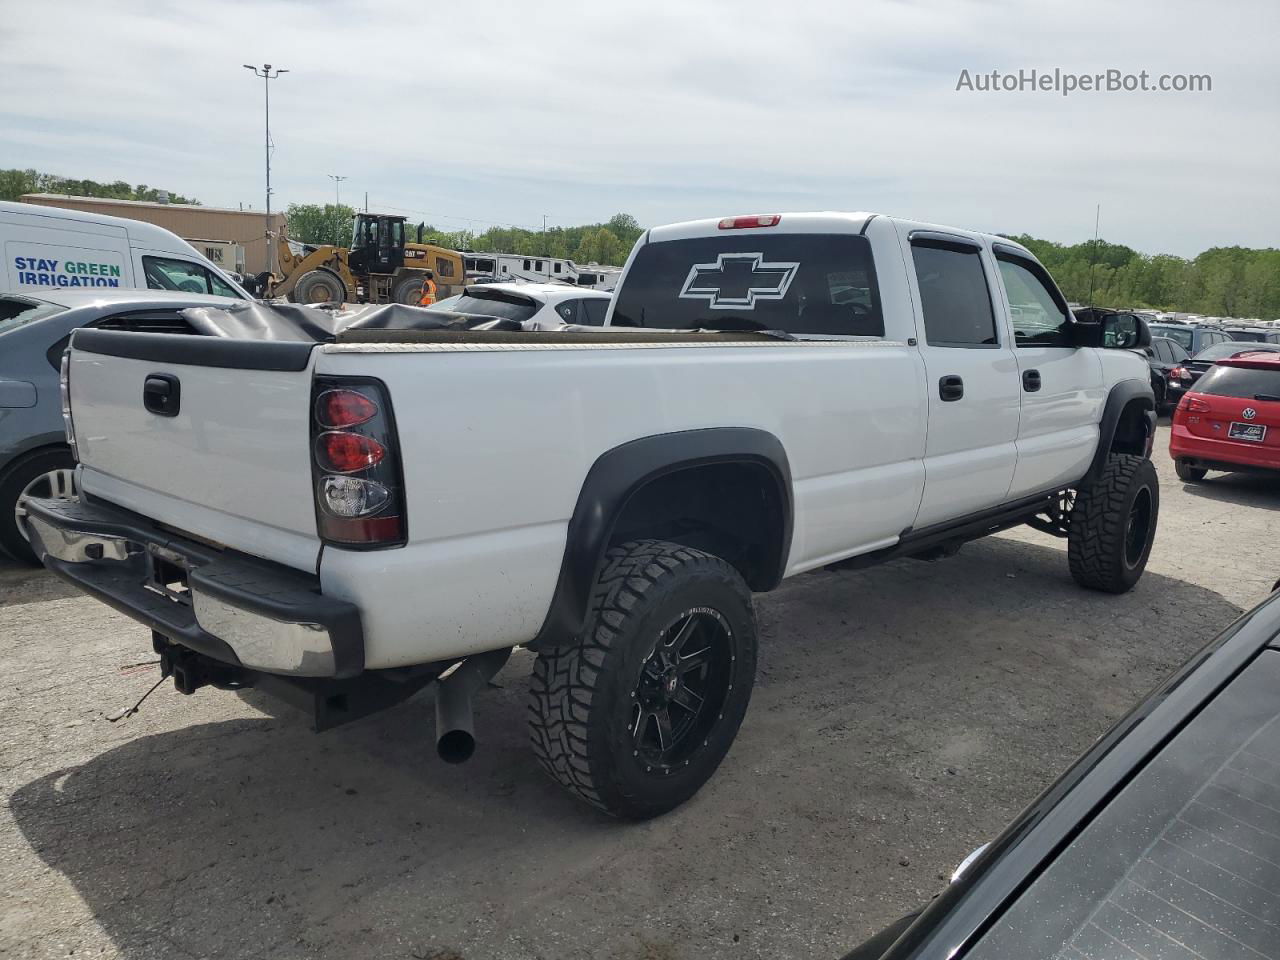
[2,424,1278,960]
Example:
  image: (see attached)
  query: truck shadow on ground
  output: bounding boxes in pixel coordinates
[1175,472,1280,508]
[9,536,1248,960]
[0,556,80,606]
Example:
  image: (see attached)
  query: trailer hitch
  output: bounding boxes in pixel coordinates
[154,633,249,695]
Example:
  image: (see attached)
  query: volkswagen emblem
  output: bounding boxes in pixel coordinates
[1243,407,1257,420]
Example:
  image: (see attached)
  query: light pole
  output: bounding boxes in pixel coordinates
[243,63,288,275]
[328,174,348,246]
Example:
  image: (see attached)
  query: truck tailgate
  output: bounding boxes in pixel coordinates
[67,330,321,571]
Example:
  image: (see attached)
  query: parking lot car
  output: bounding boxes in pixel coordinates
[841,584,1280,960]
[0,289,253,563]
[26,212,1159,819]
[1136,335,1192,412]
[1148,321,1234,357]
[1183,339,1280,388]
[427,282,612,326]
[1224,324,1280,344]
[1170,350,1280,481]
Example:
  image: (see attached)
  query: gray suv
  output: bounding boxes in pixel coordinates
[0,289,248,562]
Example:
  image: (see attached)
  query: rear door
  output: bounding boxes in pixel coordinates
[993,248,1104,497]
[900,227,1021,526]
[67,332,322,570]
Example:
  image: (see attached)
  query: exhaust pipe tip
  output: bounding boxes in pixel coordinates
[437,729,476,765]
[432,648,512,766]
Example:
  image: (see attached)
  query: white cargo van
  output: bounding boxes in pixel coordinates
[0,202,249,299]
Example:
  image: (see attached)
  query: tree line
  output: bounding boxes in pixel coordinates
[0,168,200,206]
[1006,235,1280,319]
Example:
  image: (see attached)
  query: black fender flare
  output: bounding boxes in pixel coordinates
[531,427,793,648]
[1081,378,1156,487]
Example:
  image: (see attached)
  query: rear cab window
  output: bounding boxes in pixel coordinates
[610,233,884,337]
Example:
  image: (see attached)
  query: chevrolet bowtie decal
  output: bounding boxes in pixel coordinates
[679,253,800,310]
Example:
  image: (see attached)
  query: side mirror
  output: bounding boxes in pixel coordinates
[1101,314,1149,350]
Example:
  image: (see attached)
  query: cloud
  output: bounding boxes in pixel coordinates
[1,0,1275,256]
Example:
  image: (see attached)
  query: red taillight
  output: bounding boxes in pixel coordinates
[1182,396,1211,414]
[718,214,781,230]
[316,389,377,428]
[317,431,385,473]
[311,378,405,548]
[1169,366,1190,382]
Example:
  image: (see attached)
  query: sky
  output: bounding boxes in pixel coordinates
[1,0,1276,257]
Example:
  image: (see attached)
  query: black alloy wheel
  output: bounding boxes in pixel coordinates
[630,607,734,773]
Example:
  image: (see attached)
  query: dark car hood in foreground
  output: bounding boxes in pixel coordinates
[844,588,1280,960]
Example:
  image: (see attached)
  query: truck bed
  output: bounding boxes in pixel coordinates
[65,326,927,668]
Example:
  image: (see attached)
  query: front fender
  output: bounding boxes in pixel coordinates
[1081,378,1156,487]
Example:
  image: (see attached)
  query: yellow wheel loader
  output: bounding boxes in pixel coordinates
[273,213,465,306]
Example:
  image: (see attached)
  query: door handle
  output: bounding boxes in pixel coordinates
[1022,369,1042,393]
[939,375,964,402]
[143,374,181,417]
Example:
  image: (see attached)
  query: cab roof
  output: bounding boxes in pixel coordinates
[644,211,1034,258]
[648,212,875,243]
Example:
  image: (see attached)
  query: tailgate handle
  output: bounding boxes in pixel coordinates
[143,374,181,417]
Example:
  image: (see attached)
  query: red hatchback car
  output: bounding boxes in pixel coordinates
[1170,351,1280,481]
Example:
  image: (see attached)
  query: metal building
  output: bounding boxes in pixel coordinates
[19,194,285,275]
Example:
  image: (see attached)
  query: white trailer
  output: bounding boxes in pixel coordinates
[464,252,584,285]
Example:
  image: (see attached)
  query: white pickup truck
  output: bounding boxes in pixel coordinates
[27,212,1159,819]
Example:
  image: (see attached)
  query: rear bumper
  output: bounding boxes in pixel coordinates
[1169,425,1280,474]
[25,496,364,678]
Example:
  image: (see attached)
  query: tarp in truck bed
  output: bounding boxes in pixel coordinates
[176,300,795,345]
[177,300,488,341]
